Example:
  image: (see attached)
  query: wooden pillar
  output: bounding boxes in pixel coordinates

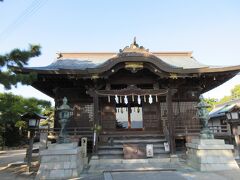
[166,88,176,154]
[26,130,34,172]
[127,104,131,129]
[92,92,99,154]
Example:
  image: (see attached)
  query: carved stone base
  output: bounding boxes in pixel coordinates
[186,139,239,171]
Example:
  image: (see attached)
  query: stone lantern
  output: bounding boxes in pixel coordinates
[21,112,46,172]
[196,95,214,139]
[56,97,73,143]
[186,95,239,171]
[38,98,83,179]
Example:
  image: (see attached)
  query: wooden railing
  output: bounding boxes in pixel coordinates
[209,125,231,136]
[38,127,93,139]
[175,124,231,137]
[175,125,201,136]
[36,125,231,140]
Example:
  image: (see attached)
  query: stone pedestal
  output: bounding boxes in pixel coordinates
[186,139,239,171]
[39,130,48,150]
[36,143,83,179]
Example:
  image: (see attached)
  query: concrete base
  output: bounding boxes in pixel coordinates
[36,142,83,179]
[186,139,239,171]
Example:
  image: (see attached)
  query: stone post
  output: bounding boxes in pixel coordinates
[39,126,48,150]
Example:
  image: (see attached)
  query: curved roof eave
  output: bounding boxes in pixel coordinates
[17,52,240,75]
[20,63,240,76]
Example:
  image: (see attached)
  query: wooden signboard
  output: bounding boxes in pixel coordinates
[123,144,146,159]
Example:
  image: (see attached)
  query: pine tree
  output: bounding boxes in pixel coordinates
[0,44,41,89]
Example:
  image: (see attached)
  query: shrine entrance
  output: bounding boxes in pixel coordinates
[116,104,143,130]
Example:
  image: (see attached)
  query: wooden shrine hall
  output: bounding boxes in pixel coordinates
[18,39,240,159]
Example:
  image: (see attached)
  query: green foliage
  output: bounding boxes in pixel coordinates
[40,107,54,128]
[204,84,240,111]
[0,125,4,149]
[0,93,51,124]
[0,93,52,147]
[217,95,232,105]
[213,84,240,106]
[231,84,240,99]
[203,98,218,112]
[15,120,27,129]
[0,44,41,89]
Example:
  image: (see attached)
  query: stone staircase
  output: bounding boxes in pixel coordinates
[97,134,169,159]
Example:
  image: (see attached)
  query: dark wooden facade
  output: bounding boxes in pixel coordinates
[17,40,240,155]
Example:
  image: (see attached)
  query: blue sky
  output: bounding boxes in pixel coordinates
[0,0,240,105]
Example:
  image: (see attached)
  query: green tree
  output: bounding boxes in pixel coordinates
[0,93,51,147]
[217,95,232,105]
[214,84,240,105]
[203,98,218,112]
[40,107,54,128]
[231,84,240,99]
[0,44,41,89]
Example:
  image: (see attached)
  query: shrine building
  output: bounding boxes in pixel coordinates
[18,39,240,158]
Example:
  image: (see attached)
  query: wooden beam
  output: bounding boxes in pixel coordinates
[166,88,176,154]
[92,92,99,154]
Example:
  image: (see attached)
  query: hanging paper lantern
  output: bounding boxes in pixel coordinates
[149,95,153,104]
[155,95,158,102]
[124,95,128,104]
[137,95,141,105]
[108,95,111,103]
[115,95,119,104]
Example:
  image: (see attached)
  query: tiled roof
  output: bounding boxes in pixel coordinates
[209,99,240,119]
[25,52,208,71]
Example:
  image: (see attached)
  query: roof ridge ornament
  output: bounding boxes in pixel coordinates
[119,37,149,54]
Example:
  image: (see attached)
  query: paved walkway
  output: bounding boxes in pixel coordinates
[103,170,240,180]
[85,157,240,180]
[0,149,26,170]
[1,149,240,180]
[105,171,186,180]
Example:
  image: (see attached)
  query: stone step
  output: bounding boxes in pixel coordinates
[98,148,168,155]
[97,134,169,159]
[98,153,170,159]
[99,144,165,149]
[101,131,163,135]
[98,154,123,159]
[98,149,123,155]
[111,134,165,139]
[113,139,166,144]
[98,157,171,164]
